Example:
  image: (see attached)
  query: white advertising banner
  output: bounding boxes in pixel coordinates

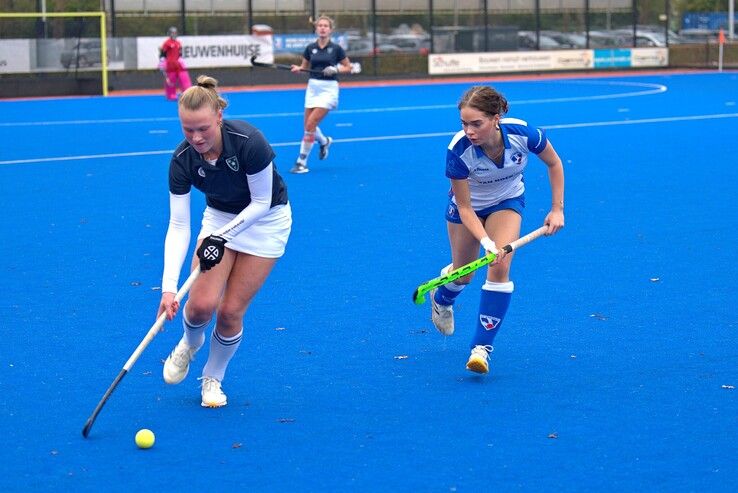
[0,40,32,74]
[631,47,668,67]
[136,34,274,69]
[428,50,594,75]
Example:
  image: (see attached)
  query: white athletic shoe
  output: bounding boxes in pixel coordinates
[319,136,332,160]
[430,288,455,336]
[163,340,199,384]
[290,160,309,174]
[466,345,494,374]
[200,376,227,408]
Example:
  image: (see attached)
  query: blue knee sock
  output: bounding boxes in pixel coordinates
[471,281,514,349]
[434,283,465,305]
[433,263,465,306]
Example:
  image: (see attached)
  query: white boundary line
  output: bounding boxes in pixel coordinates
[0,81,666,128]
[3,112,738,166]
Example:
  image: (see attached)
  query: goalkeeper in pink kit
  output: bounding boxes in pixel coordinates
[159,26,191,101]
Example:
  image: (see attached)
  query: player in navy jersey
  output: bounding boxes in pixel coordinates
[289,15,353,174]
[157,75,292,407]
[431,85,565,374]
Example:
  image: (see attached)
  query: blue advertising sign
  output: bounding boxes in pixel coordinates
[594,49,631,68]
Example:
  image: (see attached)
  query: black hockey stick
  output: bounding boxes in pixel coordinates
[250,55,324,75]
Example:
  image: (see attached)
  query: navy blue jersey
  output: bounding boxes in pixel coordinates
[169,120,288,214]
[303,40,347,81]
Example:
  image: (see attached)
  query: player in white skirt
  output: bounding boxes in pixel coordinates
[157,75,292,407]
[289,15,353,174]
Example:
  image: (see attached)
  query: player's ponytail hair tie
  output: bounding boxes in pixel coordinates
[180,75,229,112]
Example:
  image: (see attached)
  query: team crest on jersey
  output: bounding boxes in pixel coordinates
[511,152,523,164]
[225,156,239,172]
[479,314,501,331]
[197,167,206,178]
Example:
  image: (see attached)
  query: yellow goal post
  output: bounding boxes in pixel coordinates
[0,11,108,96]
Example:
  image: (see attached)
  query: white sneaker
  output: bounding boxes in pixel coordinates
[163,340,198,384]
[200,376,227,408]
[290,160,309,174]
[319,136,332,160]
[466,345,494,374]
[430,287,454,335]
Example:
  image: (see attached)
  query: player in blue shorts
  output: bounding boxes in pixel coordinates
[431,85,565,374]
[157,75,292,407]
[289,15,353,174]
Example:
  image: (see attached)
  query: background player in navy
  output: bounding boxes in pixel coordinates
[289,15,353,174]
[157,75,292,407]
[431,85,565,374]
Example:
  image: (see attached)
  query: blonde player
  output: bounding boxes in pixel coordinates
[157,76,291,407]
[289,15,353,174]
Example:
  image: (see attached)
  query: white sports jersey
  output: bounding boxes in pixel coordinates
[446,117,547,210]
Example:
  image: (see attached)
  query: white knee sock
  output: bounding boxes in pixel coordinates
[202,328,243,381]
[314,126,327,145]
[182,310,208,350]
[298,131,315,163]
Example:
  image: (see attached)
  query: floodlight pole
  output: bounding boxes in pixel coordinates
[730,0,735,40]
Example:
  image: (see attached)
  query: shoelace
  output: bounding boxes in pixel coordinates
[473,345,494,357]
[171,344,194,367]
[198,376,222,394]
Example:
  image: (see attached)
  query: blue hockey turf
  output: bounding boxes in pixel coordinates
[1,71,737,491]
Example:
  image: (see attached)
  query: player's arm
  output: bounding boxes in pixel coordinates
[450,179,498,256]
[291,57,310,73]
[337,55,352,73]
[159,192,192,319]
[537,142,565,234]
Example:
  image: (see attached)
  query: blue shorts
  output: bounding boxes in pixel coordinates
[445,195,525,224]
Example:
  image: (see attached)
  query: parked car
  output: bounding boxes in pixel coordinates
[385,34,430,54]
[346,36,403,57]
[542,31,588,49]
[588,31,629,48]
[612,29,684,47]
[60,40,102,68]
[679,28,719,43]
[517,31,562,50]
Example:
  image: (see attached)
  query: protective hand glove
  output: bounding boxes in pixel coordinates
[196,235,227,271]
[322,65,339,76]
[480,236,499,256]
[158,57,166,72]
[177,57,187,70]
[349,62,362,74]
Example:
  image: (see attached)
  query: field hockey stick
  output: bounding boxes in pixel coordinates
[412,226,548,305]
[250,55,324,75]
[250,56,361,75]
[82,266,201,438]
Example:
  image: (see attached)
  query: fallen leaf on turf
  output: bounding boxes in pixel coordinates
[274,327,286,331]
[50,450,59,456]
[277,418,295,423]
[721,385,735,389]
[590,313,607,320]
[394,355,409,360]
[232,442,242,449]
[548,433,558,439]
[650,277,660,282]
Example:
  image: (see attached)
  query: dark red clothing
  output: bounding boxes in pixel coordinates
[160,38,183,72]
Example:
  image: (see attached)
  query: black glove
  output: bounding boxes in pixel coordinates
[196,235,227,271]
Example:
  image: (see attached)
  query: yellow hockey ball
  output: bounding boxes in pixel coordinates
[135,428,155,449]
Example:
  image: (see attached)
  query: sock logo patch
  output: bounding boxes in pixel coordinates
[479,314,501,331]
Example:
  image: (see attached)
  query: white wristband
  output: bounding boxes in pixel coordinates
[480,236,498,254]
